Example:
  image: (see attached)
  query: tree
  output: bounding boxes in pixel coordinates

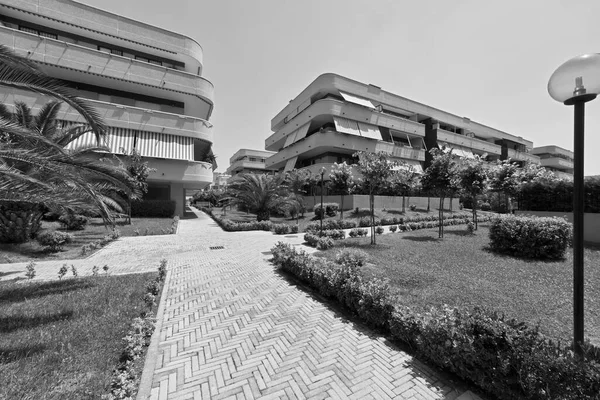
[328,162,354,220]
[489,160,521,213]
[227,173,290,221]
[285,168,310,223]
[353,151,396,244]
[389,161,419,213]
[458,156,488,230]
[421,148,461,238]
[121,148,156,223]
[0,101,138,242]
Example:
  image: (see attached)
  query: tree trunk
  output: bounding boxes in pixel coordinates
[427,196,431,212]
[370,191,375,245]
[128,197,132,225]
[438,197,445,238]
[402,194,406,213]
[472,194,478,230]
[449,197,453,213]
[0,201,44,243]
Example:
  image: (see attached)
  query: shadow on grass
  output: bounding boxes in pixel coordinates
[0,344,47,364]
[0,279,96,303]
[401,235,440,242]
[480,246,566,264]
[0,271,20,279]
[0,310,73,333]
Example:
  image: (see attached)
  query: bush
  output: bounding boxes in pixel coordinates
[389,225,397,232]
[37,231,73,252]
[349,228,360,238]
[131,200,176,218]
[272,224,291,235]
[304,230,345,247]
[409,204,417,211]
[375,226,384,235]
[305,219,356,232]
[334,248,368,268]
[290,225,299,234]
[357,228,368,237]
[358,216,380,227]
[489,215,572,260]
[317,237,334,250]
[59,213,88,230]
[479,201,492,211]
[313,203,339,219]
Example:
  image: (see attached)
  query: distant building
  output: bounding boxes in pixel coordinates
[0,0,215,216]
[264,73,540,178]
[226,149,276,176]
[532,145,574,180]
[211,172,231,190]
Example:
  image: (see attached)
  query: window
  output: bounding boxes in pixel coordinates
[110,49,123,56]
[98,46,111,54]
[18,26,38,35]
[39,31,58,40]
[135,56,149,63]
[149,59,163,66]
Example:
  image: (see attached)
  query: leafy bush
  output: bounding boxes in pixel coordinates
[357,228,368,237]
[304,230,345,247]
[270,242,600,400]
[358,216,380,227]
[290,225,299,234]
[409,204,417,211]
[272,224,291,235]
[317,237,334,250]
[375,226,384,235]
[479,201,492,211]
[489,215,572,259]
[389,225,397,232]
[59,213,88,230]
[313,203,340,219]
[334,248,368,268]
[37,231,73,252]
[131,200,176,218]
[305,219,356,232]
[349,228,360,238]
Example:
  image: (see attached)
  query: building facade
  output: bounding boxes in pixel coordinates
[0,0,215,216]
[265,73,540,177]
[225,148,276,177]
[210,172,230,190]
[532,145,574,180]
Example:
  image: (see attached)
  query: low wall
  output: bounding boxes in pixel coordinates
[515,211,600,244]
[303,195,459,212]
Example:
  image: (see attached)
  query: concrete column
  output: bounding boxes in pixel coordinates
[170,182,185,217]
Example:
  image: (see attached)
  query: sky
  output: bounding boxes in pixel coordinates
[82,0,600,176]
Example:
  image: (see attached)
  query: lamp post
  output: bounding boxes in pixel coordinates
[548,53,600,355]
[320,166,326,236]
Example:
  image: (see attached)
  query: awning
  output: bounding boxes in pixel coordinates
[136,132,193,160]
[107,128,135,154]
[283,122,310,148]
[283,156,298,172]
[64,131,101,150]
[339,91,374,109]
[333,116,361,137]
[357,122,383,141]
[393,159,423,174]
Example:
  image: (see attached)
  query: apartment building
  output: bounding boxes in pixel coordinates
[226,148,276,177]
[0,0,215,216]
[265,73,540,177]
[532,145,574,180]
[210,172,230,190]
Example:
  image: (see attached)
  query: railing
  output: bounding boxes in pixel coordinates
[437,129,502,155]
[506,149,541,164]
[375,142,426,161]
[0,27,214,101]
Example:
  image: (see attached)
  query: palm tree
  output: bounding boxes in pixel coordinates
[227,173,290,221]
[0,101,138,243]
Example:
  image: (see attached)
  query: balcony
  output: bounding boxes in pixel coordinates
[146,158,213,187]
[540,157,574,170]
[0,88,213,143]
[0,27,214,103]
[228,160,269,172]
[375,142,426,161]
[506,149,541,164]
[437,129,502,155]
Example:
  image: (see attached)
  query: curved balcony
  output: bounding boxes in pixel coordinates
[146,158,213,188]
[0,0,204,66]
[0,88,213,143]
[540,157,574,170]
[437,129,502,155]
[506,149,540,164]
[265,98,425,152]
[0,27,214,104]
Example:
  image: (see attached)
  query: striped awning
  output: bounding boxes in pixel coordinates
[333,116,361,137]
[283,122,310,148]
[283,156,298,172]
[357,122,383,141]
[107,128,135,154]
[136,131,193,160]
[339,91,374,109]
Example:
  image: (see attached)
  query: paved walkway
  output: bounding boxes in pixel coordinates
[0,209,483,400]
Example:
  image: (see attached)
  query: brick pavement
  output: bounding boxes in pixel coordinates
[0,209,483,399]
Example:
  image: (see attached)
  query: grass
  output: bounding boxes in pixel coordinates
[0,217,176,264]
[216,206,459,233]
[319,223,600,345]
[0,272,157,399]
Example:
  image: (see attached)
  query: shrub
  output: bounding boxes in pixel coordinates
[290,225,299,234]
[25,261,36,279]
[489,215,572,260]
[272,224,291,235]
[349,228,360,238]
[334,248,368,268]
[313,203,339,219]
[305,219,356,232]
[375,226,384,235]
[304,230,345,247]
[466,221,475,234]
[131,200,176,218]
[37,231,73,252]
[58,264,68,280]
[389,225,397,232]
[380,217,395,225]
[409,204,417,211]
[317,237,334,250]
[357,228,368,237]
[358,216,380,227]
[479,201,492,211]
[59,213,88,230]
[303,233,319,247]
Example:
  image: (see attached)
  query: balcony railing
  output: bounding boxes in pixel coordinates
[0,88,213,142]
[540,157,574,170]
[506,149,541,164]
[0,27,214,102]
[375,142,426,161]
[437,129,502,155]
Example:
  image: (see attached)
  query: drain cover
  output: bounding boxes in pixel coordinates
[209,246,225,250]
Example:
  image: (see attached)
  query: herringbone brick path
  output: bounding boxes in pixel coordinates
[137,210,482,400]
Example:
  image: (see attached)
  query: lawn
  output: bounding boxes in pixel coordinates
[319,223,600,345]
[0,272,157,399]
[0,217,176,264]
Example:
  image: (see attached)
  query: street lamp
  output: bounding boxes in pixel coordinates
[548,53,600,355]
[320,166,326,236]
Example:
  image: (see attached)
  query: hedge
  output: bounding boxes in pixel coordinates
[489,215,572,260]
[131,200,176,218]
[270,242,600,400]
[518,177,600,213]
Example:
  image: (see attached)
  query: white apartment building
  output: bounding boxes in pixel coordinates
[265,73,540,177]
[532,145,574,180]
[226,148,276,177]
[0,0,215,216]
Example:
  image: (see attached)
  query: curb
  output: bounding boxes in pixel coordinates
[136,264,173,400]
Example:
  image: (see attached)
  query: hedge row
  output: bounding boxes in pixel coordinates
[518,177,600,213]
[203,208,299,234]
[270,242,600,400]
[358,211,486,227]
[489,215,572,260]
[131,200,176,218]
